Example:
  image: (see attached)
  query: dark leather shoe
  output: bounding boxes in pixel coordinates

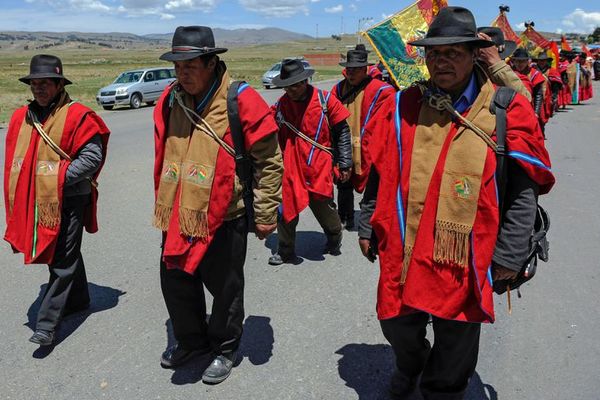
[202,352,237,384]
[324,233,342,255]
[160,343,210,369]
[29,329,54,346]
[268,253,299,265]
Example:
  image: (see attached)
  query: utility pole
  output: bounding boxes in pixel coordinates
[315,23,319,43]
[357,17,372,44]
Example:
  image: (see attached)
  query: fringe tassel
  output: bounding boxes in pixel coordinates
[401,246,413,284]
[433,221,471,268]
[179,207,209,238]
[37,202,60,228]
[153,204,173,231]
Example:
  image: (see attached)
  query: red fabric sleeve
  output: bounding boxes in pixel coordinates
[237,86,278,149]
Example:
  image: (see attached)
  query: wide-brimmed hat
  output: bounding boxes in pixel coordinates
[511,48,531,60]
[19,54,72,85]
[532,51,552,61]
[160,26,228,62]
[409,7,494,48]
[272,59,314,88]
[339,49,373,67]
[477,26,517,58]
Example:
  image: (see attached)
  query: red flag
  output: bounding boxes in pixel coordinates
[523,25,551,49]
[492,10,521,45]
[581,44,590,56]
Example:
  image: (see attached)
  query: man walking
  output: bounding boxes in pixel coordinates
[268,59,352,265]
[4,54,110,346]
[154,26,283,383]
[331,47,395,229]
[358,7,555,399]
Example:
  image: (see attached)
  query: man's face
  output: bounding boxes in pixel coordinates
[283,80,309,101]
[174,57,215,96]
[425,44,474,94]
[30,78,63,107]
[346,66,368,86]
[537,59,549,69]
[513,59,530,73]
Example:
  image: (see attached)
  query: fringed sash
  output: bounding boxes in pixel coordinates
[154,69,230,238]
[402,71,496,283]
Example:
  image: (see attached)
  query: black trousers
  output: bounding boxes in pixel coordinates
[380,312,481,400]
[36,195,90,332]
[336,180,354,221]
[160,216,247,356]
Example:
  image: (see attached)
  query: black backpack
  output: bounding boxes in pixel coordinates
[227,81,255,232]
[490,87,550,295]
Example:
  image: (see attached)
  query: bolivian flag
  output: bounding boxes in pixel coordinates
[362,0,447,89]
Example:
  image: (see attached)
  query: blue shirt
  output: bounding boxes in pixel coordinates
[452,73,479,114]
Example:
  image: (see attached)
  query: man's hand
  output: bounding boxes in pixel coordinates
[476,32,502,67]
[359,238,376,262]
[493,264,519,281]
[255,223,277,240]
[339,168,351,183]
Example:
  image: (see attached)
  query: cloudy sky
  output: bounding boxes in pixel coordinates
[2,0,599,36]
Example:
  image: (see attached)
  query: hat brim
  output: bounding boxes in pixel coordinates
[160,47,228,62]
[499,41,517,59]
[409,36,495,48]
[19,73,72,85]
[339,61,374,67]
[271,69,315,88]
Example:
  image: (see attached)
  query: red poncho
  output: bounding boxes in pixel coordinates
[363,86,555,323]
[331,79,395,192]
[154,83,277,274]
[4,103,110,264]
[274,87,350,223]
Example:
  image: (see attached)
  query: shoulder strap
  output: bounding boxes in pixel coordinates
[489,86,517,214]
[317,89,328,115]
[227,81,255,229]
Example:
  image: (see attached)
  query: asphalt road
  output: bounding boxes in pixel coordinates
[0,80,598,400]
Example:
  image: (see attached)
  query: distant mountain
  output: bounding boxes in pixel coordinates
[0,28,312,52]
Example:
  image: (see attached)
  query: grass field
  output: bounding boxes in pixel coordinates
[0,35,368,126]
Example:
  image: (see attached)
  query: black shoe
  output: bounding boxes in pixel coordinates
[268,253,298,266]
[160,343,210,369]
[202,352,237,384]
[344,217,355,230]
[29,329,54,346]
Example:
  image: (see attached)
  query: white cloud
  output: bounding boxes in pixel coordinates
[164,0,217,11]
[516,22,525,31]
[238,0,311,18]
[561,8,600,34]
[349,4,357,12]
[325,4,343,14]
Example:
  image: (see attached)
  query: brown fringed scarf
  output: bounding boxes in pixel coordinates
[402,70,496,283]
[153,68,230,238]
[9,91,71,228]
[339,80,366,175]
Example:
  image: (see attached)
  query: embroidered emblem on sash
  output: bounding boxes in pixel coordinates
[454,177,472,199]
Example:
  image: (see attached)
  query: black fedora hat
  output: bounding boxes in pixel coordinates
[160,26,228,62]
[477,26,517,58]
[511,48,530,60]
[272,59,315,88]
[19,54,72,85]
[340,49,373,67]
[409,6,494,48]
[532,51,552,61]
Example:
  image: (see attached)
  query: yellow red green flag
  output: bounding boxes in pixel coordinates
[362,0,447,89]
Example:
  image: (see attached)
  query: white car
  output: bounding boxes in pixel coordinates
[96,67,176,110]
[262,59,313,89]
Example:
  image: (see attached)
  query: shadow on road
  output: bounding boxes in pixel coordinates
[335,343,497,400]
[26,282,126,358]
[336,343,395,400]
[167,314,275,385]
[264,230,327,262]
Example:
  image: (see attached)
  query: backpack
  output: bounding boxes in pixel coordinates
[227,81,255,232]
[489,86,550,295]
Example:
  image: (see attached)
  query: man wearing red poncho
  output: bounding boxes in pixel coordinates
[331,47,395,229]
[268,59,352,265]
[153,26,283,383]
[511,48,549,132]
[4,54,110,346]
[533,52,564,114]
[358,7,555,399]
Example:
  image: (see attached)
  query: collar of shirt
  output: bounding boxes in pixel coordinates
[452,73,479,114]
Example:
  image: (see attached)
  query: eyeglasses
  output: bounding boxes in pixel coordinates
[424,48,468,61]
